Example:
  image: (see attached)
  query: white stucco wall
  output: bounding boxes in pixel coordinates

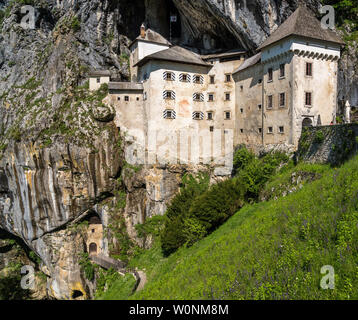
[89,76,110,91]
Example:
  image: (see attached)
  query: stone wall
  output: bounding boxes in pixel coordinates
[297,124,358,165]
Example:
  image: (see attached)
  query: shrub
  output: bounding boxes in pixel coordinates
[189,178,245,233]
[233,145,255,174]
[160,173,210,256]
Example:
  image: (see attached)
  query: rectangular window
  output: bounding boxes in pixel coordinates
[268,68,273,81]
[225,93,231,101]
[258,128,262,133]
[267,95,273,109]
[280,64,285,78]
[125,96,129,101]
[305,92,312,106]
[193,75,203,84]
[210,75,215,84]
[279,126,285,133]
[207,112,213,120]
[182,74,187,82]
[210,126,214,132]
[240,129,244,133]
[258,104,262,110]
[279,93,285,107]
[306,62,312,76]
[225,111,231,120]
[208,94,214,102]
[96,78,101,83]
[268,126,273,134]
[226,74,231,82]
[117,97,121,101]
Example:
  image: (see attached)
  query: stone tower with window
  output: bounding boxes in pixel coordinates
[233,6,344,149]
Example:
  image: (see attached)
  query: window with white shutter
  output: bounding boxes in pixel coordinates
[193,93,204,102]
[163,90,176,100]
[193,75,204,84]
[163,71,175,81]
[192,111,204,120]
[163,109,176,119]
[179,73,191,82]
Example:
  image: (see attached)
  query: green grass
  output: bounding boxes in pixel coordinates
[101,154,358,300]
[97,274,137,300]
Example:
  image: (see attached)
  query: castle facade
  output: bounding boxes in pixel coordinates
[89,7,344,175]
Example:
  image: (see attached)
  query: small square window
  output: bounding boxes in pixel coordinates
[117,97,121,101]
[240,129,244,133]
[96,78,100,83]
[225,93,231,101]
[279,126,285,133]
[258,104,262,110]
[207,112,213,120]
[208,94,214,102]
[258,79,262,84]
[136,97,140,101]
[225,111,231,120]
[125,96,129,102]
[268,126,273,134]
[92,229,95,233]
[258,128,262,133]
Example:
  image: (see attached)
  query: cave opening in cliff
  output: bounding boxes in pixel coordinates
[72,290,84,299]
[167,0,182,42]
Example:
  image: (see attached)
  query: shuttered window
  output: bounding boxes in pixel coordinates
[179,73,191,82]
[163,71,175,81]
[163,90,176,100]
[163,109,176,119]
[193,93,204,102]
[192,112,204,120]
[193,75,204,84]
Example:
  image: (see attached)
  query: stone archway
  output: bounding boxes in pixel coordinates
[89,243,97,255]
[302,117,313,128]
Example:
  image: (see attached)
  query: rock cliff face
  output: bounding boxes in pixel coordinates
[0,0,355,299]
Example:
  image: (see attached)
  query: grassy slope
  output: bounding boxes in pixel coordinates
[106,156,358,300]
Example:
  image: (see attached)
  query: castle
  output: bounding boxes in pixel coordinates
[89,7,344,175]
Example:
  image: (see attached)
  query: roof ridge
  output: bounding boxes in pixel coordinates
[257,6,344,50]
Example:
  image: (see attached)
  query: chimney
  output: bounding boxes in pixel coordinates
[140,23,146,39]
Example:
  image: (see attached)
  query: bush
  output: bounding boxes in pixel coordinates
[233,145,255,174]
[160,173,210,256]
[189,178,245,233]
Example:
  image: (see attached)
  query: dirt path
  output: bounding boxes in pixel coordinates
[135,270,147,292]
